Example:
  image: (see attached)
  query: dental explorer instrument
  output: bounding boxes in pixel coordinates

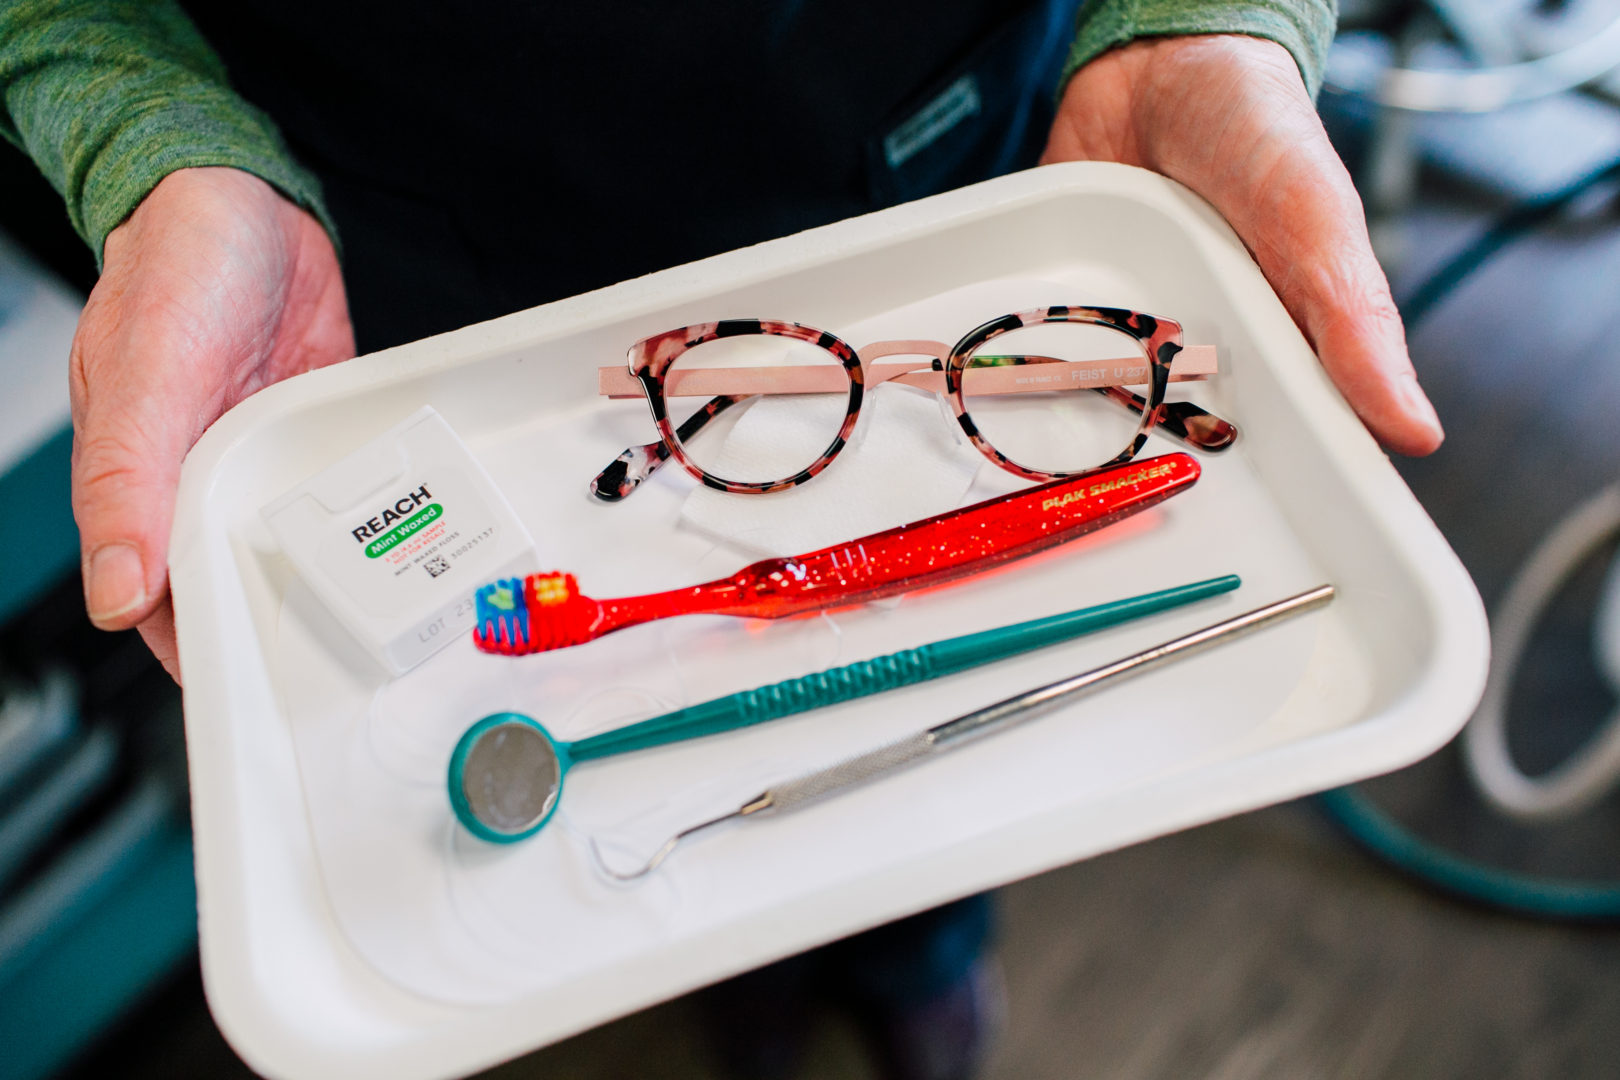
[589,584,1335,881]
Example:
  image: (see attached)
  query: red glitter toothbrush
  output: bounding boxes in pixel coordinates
[474,452,1200,656]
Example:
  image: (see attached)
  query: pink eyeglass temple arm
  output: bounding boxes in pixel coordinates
[595,342,1220,398]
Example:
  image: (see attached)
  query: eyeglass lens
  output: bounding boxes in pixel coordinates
[960,320,1153,474]
[664,334,853,485]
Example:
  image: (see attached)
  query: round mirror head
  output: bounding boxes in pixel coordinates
[448,713,563,842]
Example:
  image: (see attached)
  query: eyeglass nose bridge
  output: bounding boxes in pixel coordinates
[847,339,965,447]
[855,339,954,395]
[855,339,951,366]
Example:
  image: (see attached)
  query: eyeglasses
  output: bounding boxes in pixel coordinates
[591,305,1237,502]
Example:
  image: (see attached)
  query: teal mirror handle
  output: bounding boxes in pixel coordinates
[568,645,943,761]
[923,573,1240,674]
[565,574,1239,763]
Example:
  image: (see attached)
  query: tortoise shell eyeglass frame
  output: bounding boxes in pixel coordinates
[589,306,1238,503]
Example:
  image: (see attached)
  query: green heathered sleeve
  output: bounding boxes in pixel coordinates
[0,0,337,266]
[1062,0,1338,99]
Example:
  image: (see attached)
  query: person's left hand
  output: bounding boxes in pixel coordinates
[1043,33,1444,456]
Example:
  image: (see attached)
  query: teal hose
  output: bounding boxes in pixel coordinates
[1314,786,1620,923]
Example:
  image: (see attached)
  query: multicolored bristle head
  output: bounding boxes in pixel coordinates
[473,577,531,654]
[472,572,603,655]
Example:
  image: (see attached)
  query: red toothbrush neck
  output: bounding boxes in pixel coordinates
[590,582,744,634]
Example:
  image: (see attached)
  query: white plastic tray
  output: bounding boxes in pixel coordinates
[170,163,1489,1080]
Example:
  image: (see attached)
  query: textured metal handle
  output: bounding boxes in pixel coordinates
[763,731,937,813]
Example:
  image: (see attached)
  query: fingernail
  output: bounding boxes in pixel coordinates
[86,543,148,626]
[1402,379,1444,438]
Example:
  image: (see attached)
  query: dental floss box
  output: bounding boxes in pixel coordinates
[262,406,536,674]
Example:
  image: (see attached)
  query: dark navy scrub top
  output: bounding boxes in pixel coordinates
[180,1,1080,353]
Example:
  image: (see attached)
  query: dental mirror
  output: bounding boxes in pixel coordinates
[448,713,576,842]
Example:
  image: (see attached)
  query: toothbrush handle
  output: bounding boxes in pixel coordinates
[564,574,1238,762]
[582,452,1201,640]
[715,453,1200,619]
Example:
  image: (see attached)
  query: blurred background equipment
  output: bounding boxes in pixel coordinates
[1312,0,1620,929]
[1331,0,1620,263]
[0,213,195,1080]
[1463,483,1620,823]
[1329,0,1620,112]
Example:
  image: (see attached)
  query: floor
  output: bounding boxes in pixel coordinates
[60,126,1620,1080]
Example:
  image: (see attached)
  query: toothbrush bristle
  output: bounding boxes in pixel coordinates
[523,572,603,651]
[472,577,531,655]
[471,572,601,655]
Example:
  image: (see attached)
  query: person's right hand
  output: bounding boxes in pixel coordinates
[70,166,354,681]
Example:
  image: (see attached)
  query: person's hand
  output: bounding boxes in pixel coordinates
[70,166,354,680]
[1043,34,1444,456]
